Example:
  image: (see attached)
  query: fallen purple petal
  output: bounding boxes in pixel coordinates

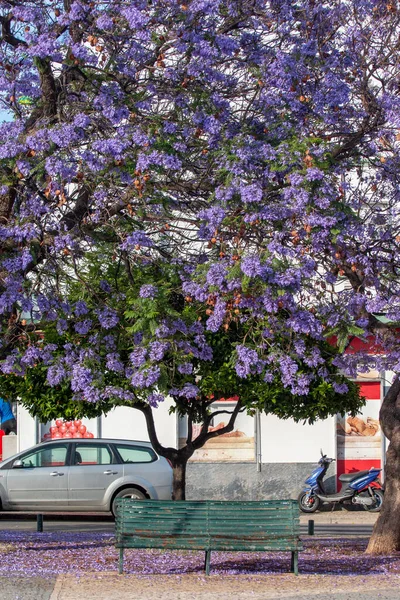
[0,532,399,579]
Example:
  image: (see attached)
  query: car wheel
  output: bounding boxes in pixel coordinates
[111,487,146,517]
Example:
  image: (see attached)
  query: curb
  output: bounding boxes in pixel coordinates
[49,574,64,600]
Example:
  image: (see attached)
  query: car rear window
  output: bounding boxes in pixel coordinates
[115,444,156,463]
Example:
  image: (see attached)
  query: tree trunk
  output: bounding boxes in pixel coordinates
[172,460,187,501]
[366,441,400,553]
[367,378,400,554]
[135,403,192,501]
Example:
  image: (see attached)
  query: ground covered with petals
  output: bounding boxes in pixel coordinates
[1,532,399,579]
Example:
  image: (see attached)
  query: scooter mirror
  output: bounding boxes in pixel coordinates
[320,448,324,457]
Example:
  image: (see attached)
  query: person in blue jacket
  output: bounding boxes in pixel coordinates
[0,399,16,434]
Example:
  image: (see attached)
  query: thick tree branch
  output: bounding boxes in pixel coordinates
[34,58,58,119]
[0,14,27,48]
[192,399,244,450]
[135,402,178,460]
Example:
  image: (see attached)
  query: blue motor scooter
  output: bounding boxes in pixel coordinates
[298,450,384,512]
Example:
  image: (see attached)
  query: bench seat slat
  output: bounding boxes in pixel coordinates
[117,540,302,551]
[116,531,301,540]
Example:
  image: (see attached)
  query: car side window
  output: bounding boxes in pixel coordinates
[73,444,112,466]
[17,444,68,468]
[115,445,156,464]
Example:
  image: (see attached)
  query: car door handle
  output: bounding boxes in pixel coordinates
[50,472,64,477]
[104,470,118,475]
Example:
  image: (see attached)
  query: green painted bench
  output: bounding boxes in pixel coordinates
[115,499,302,575]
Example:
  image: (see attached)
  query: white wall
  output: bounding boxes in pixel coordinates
[101,398,177,448]
[101,406,148,441]
[17,404,37,452]
[260,414,336,463]
[151,398,177,447]
[2,435,17,460]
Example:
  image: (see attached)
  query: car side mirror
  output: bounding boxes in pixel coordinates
[12,459,23,469]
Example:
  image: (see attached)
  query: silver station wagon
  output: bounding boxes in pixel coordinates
[0,438,173,515]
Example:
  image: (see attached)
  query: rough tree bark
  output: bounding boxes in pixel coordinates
[171,458,189,501]
[366,377,400,554]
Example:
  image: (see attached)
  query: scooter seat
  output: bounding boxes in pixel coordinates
[339,469,375,482]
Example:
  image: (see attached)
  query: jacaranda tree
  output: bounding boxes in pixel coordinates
[0,0,399,549]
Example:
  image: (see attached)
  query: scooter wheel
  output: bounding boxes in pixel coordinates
[298,491,320,513]
[365,488,384,512]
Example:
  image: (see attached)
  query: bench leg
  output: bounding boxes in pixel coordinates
[119,548,124,575]
[204,550,211,576]
[291,551,299,576]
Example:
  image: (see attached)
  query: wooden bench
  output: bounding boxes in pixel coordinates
[115,499,302,575]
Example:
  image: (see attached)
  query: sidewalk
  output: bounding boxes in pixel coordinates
[48,572,400,600]
[299,508,378,525]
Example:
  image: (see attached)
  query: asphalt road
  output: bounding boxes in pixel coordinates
[0,515,114,532]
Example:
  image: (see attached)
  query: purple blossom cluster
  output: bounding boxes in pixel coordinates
[105,352,124,373]
[139,284,157,299]
[235,346,266,378]
[149,341,170,361]
[120,232,153,250]
[95,307,119,330]
[170,383,200,399]
[0,0,399,425]
[131,366,160,388]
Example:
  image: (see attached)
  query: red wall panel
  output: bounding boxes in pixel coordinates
[357,381,381,400]
[337,458,381,480]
